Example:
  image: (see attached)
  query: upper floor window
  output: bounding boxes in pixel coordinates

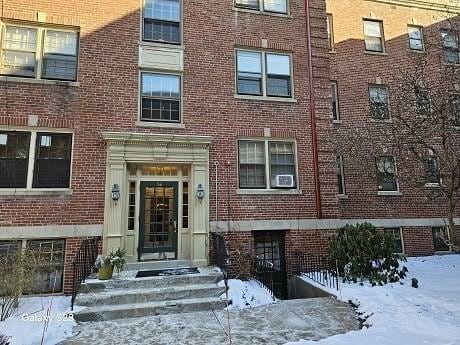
[141,72,181,123]
[327,14,334,51]
[450,93,460,126]
[363,19,384,53]
[0,131,72,189]
[331,81,340,121]
[369,85,390,120]
[235,0,288,14]
[236,50,292,98]
[336,155,346,195]
[408,25,424,51]
[415,87,432,117]
[425,150,438,185]
[441,30,459,64]
[238,140,297,190]
[0,25,78,81]
[143,0,181,44]
[376,155,398,192]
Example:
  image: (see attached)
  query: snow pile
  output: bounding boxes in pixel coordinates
[0,296,82,345]
[287,255,460,345]
[219,279,277,310]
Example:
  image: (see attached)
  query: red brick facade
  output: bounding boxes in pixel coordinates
[0,0,459,294]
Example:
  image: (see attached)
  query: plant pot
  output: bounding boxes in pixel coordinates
[98,263,114,280]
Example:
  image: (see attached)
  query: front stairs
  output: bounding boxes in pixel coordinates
[73,262,227,322]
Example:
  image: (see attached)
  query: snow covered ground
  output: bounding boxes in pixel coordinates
[218,278,277,309]
[287,255,460,345]
[0,296,82,345]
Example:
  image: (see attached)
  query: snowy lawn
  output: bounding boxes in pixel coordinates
[218,278,277,309]
[0,295,82,345]
[287,255,460,345]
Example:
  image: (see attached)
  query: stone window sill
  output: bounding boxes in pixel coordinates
[364,50,388,56]
[332,119,342,125]
[135,121,185,129]
[424,183,441,188]
[232,7,292,19]
[338,194,348,199]
[0,76,79,87]
[237,189,302,195]
[0,189,73,196]
[377,191,403,196]
[234,94,297,103]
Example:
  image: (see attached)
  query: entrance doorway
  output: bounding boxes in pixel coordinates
[139,181,178,260]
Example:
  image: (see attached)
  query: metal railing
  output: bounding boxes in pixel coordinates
[71,237,100,310]
[250,258,275,299]
[295,252,339,291]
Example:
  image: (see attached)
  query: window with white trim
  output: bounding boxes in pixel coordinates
[450,93,460,126]
[363,19,385,53]
[0,24,79,81]
[331,81,340,121]
[441,30,459,64]
[238,139,297,190]
[415,87,431,117]
[327,14,334,51]
[236,50,292,98]
[383,228,403,254]
[425,150,439,185]
[336,155,346,195]
[143,0,181,44]
[235,0,288,14]
[408,25,424,51]
[0,130,72,189]
[369,85,390,120]
[376,156,398,192]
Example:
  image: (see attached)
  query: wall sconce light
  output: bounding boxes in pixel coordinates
[111,184,120,202]
[196,184,205,203]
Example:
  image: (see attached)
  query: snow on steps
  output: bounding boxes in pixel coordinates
[74,268,227,322]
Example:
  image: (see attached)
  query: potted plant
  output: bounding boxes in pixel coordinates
[95,248,127,280]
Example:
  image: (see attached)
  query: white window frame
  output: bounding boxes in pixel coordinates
[0,22,79,82]
[331,80,340,122]
[336,155,346,196]
[383,227,404,254]
[235,49,294,100]
[369,84,391,120]
[0,127,74,194]
[234,0,289,15]
[327,14,334,52]
[142,0,183,45]
[407,25,424,52]
[363,19,385,53]
[237,138,299,193]
[376,155,401,195]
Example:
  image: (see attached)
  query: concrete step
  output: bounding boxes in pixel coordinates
[124,260,192,271]
[75,283,225,307]
[74,296,228,322]
[78,271,223,293]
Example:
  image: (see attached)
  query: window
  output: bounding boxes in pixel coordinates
[363,20,384,53]
[336,155,346,195]
[0,130,72,190]
[425,152,438,185]
[238,140,297,190]
[331,81,340,121]
[0,131,30,188]
[415,87,431,117]
[128,181,136,231]
[432,227,450,251]
[369,85,390,119]
[441,30,459,64]
[182,181,189,228]
[383,228,403,254]
[408,25,424,51]
[143,0,181,44]
[235,0,288,14]
[236,50,292,98]
[450,93,460,126]
[141,73,181,123]
[327,14,334,51]
[26,239,65,294]
[0,25,78,81]
[376,156,398,192]
[33,133,72,188]
[0,240,21,258]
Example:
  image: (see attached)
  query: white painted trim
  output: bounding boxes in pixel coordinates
[0,224,102,240]
[211,218,460,232]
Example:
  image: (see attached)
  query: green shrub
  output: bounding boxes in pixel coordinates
[329,223,408,286]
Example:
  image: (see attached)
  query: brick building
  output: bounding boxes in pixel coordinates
[0,0,458,296]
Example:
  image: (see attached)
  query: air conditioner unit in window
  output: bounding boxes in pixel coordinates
[275,175,295,188]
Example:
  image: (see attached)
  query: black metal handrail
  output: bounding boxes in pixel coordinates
[295,252,339,291]
[71,237,100,310]
[251,258,275,299]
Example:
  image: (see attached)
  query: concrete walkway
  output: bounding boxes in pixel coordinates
[62,297,359,345]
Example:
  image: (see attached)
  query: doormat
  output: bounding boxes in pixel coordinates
[135,267,200,278]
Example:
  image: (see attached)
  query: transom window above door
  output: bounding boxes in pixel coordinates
[235,0,288,14]
[141,73,181,123]
[236,50,292,98]
[238,139,297,190]
[143,0,181,44]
